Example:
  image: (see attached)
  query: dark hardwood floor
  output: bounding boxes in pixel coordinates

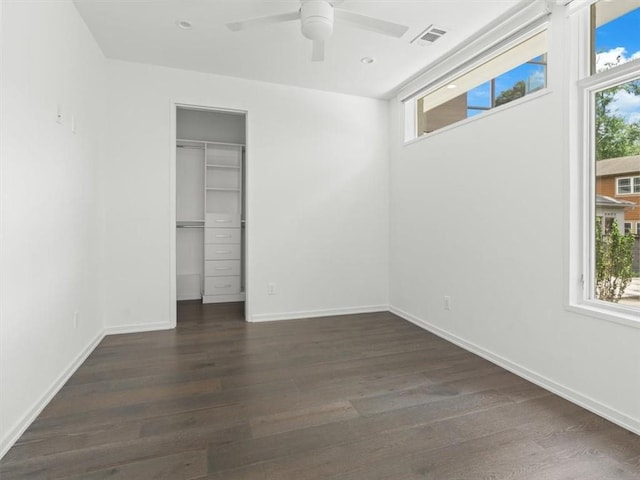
[2,302,640,479]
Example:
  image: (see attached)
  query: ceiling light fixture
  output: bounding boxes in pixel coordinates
[361,57,375,64]
[301,1,333,40]
[176,20,192,30]
[446,84,457,89]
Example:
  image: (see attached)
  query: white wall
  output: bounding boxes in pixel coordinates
[101,60,389,328]
[0,0,106,456]
[388,10,640,433]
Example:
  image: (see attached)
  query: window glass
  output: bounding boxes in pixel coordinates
[467,81,492,109]
[593,1,640,73]
[617,178,632,194]
[494,61,546,106]
[411,31,547,138]
[591,3,640,308]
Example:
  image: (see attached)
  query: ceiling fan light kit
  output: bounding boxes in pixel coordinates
[301,1,334,41]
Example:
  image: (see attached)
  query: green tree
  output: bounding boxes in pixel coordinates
[495,80,526,107]
[595,218,635,302]
[595,82,640,161]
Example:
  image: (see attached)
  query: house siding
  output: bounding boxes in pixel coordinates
[596,174,640,223]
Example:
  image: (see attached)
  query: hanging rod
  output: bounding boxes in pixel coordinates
[176,225,204,229]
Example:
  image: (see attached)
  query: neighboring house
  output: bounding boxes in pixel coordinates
[596,155,640,235]
[595,194,636,233]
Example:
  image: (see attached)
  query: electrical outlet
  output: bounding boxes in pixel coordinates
[267,282,276,295]
[73,311,79,328]
[444,296,452,311]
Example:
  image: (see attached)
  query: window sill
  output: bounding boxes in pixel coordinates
[566,301,640,329]
[403,88,552,147]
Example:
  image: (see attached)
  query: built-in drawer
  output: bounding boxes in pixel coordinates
[205,228,241,244]
[205,260,241,277]
[205,213,240,228]
[204,276,241,295]
[205,244,241,260]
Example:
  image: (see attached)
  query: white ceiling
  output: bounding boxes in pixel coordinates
[73,0,522,99]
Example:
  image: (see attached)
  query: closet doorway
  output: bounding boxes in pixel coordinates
[173,105,247,319]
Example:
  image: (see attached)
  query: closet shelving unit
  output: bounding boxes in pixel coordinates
[177,138,245,304]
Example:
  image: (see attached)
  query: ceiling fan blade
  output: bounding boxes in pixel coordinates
[226,11,300,32]
[334,9,409,38]
[311,40,325,62]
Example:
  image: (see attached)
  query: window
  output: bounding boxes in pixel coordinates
[616,176,640,194]
[574,0,640,320]
[624,222,632,234]
[592,0,640,74]
[409,30,547,138]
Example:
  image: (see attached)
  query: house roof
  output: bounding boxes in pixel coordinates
[596,194,636,208]
[596,155,640,177]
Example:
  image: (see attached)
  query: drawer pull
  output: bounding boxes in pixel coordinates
[215,284,232,289]
[216,267,232,270]
[215,234,232,238]
[215,250,232,254]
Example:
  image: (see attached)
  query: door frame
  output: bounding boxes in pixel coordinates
[169,102,250,326]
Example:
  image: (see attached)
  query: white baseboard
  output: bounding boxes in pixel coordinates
[203,293,245,304]
[1,319,176,460]
[104,321,174,335]
[0,331,105,460]
[249,304,389,323]
[390,305,640,436]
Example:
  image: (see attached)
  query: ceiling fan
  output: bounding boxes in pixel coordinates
[226,0,410,62]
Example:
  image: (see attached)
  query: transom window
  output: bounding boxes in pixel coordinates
[407,30,547,139]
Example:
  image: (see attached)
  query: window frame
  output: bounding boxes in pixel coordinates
[568,3,640,328]
[616,176,640,195]
[624,222,632,234]
[402,22,550,144]
[412,45,548,139]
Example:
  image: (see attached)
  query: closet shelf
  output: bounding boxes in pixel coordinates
[206,187,240,192]
[177,138,245,147]
[207,164,241,169]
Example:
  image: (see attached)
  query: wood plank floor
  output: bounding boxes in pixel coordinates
[2,302,640,479]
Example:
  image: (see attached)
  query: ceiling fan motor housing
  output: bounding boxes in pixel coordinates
[300,0,334,40]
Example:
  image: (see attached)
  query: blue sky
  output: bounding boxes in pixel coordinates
[595,7,640,124]
[595,7,640,60]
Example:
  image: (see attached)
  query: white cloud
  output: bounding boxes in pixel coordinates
[596,47,627,71]
[528,70,545,90]
[595,47,640,72]
[610,89,640,124]
[628,112,640,123]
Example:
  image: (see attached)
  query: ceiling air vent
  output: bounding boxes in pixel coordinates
[411,25,447,46]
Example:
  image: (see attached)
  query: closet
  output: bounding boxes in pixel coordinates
[176,107,246,304]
